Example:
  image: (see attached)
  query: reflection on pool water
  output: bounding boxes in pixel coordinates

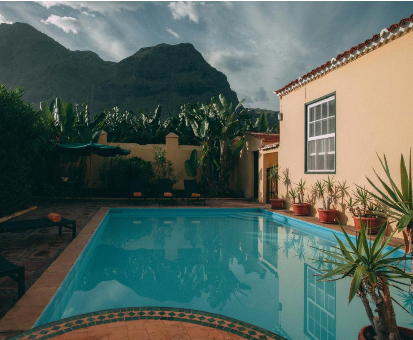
[36,209,412,340]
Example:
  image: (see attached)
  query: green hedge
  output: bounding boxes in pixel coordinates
[99,156,154,197]
[0,85,54,217]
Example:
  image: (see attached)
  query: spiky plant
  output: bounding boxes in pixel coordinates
[366,151,413,291]
[317,222,413,340]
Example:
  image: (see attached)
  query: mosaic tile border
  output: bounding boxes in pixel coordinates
[8,307,286,340]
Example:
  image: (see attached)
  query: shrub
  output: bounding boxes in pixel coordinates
[0,85,54,217]
[99,156,153,197]
[152,146,179,184]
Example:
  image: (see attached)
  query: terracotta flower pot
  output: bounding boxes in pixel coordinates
[270,198,284,210]
[352,216,379,234]
[358,325,413,340]
[292,203,309,216]
[318,209,337,224]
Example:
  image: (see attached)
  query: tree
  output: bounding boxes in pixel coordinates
[0,85,54,217]
[181,95,247,195]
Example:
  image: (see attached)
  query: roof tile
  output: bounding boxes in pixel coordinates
[274,13,413,97]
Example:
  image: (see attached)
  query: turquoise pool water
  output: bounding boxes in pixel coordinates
[36,209,412,339]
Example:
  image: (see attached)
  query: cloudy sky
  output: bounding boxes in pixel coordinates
[0,1,412,110]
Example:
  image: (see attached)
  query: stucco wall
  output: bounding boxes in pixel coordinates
[234,135,279,202]
[277,31,413,234]
[86,131,203,190]
[234,135,263,199]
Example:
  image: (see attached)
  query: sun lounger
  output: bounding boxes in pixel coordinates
[0,254,25,298]
[157,179,177,205]
[127,178,147,205]
[184,180,206,206]
[0,218,77,239]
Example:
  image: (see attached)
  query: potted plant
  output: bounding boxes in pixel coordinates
[315,176,338,223]
[292,179,309,216]
[347,187,380,234]
[317,222,413,340]
[268,164,284,209]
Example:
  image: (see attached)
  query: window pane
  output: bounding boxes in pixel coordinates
[328,137,335,152]
[316,139,324,170]
[328,116,336,134]
[308,156,316,170]
[316,139,324,153]
[309,122,314,137]
[315,105,321,120]
[315,121,322,136]
[326,153,335,170]
[308,140,316,170]
[309,107,314,122]
[328,100,335,117]
[322,102,328,118]
[308,140,316,154]
[322,119,327,135]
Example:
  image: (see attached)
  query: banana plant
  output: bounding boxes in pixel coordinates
[184,149,199,178]
[40,98,103,143]
[317,222,413,340]
[181,95,248,195]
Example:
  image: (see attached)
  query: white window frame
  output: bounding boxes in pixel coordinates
[306,95,336,173]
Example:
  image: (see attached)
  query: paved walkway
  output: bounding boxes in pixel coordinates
[49,320,245,340]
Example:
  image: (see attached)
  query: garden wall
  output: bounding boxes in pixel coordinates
[87,131,203,190]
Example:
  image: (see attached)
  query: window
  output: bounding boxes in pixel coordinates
[305,264,336,340]
[306,95,336,172]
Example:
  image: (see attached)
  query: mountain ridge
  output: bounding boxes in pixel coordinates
[0,22,238,115]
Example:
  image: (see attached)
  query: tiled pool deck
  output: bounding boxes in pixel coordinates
[0,199,404,339]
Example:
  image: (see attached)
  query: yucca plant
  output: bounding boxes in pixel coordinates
[317,222,413,340]
[315,180,327,209]
[288,188,297,204]
[348,187,377,218]
[296,179,306,204]
[366,152,413,288]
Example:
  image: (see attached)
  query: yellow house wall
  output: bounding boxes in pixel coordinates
[234,135,263,199]
[278,31,413,236]
[86,132,203,190]
[234,135,278,202]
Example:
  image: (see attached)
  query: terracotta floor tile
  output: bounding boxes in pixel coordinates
[126,321,147,331]
[145,321,166,334]
[170,334,191,340]
[66,331,88,339]
[148,330,171,340]
[165,323,188,337]
[108,326,128,339]
[186,327,210,339]
[127,328,150,340]
[108,321,127,328]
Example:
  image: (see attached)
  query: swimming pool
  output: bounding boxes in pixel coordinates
[35,208,412,340]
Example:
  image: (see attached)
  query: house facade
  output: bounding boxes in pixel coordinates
[234,132,279,202]
[274,14,413,230]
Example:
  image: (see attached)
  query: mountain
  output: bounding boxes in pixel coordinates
[0,22,238,115]
[247,108,279,127]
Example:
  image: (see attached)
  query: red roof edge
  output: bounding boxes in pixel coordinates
[274,13,413,96]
